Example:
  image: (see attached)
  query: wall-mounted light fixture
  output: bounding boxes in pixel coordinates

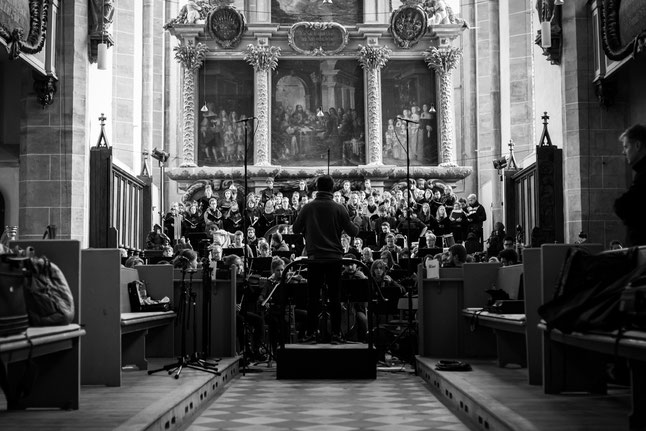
[536,0,563,64]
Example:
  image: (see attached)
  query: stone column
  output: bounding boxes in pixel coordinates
[424,46,462,166]
[142,0,155,158]
[244,43,281,166]
[357,44,391,165]
[175,41,208,167]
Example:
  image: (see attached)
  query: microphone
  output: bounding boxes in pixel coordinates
[235,116,257,123]
[397,116,418,124]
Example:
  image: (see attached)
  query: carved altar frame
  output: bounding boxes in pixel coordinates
[165,3,470,189]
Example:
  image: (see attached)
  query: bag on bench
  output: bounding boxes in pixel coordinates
[23,249,75,326]
[538,247,641,333]
[0,254,29,337]
[127,280,170,312]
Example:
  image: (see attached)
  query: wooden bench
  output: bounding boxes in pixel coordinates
[81,249,175,386]
[462,264,526,367]
[2,240,85,410]
[539,245,646,430]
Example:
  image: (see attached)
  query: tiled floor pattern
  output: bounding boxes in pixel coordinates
[186,367,471,431]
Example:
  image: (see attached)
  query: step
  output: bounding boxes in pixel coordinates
[277,343,377,379]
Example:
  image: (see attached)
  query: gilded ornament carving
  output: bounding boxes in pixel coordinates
[243,44,281,71]
[366,69,383,165]
[424,45,462,74]
[255,69,270,166]
[357,45,392,70]
[174,42,209,167]
[390,4,427,48]
[357,45,391,165]
[424,46,462,166]
[437,71,455,166]
[287,22,348,56]
[0,0,49,60]
[244,44,280,166]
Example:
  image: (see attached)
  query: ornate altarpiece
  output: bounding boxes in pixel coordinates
[165,0,471,195]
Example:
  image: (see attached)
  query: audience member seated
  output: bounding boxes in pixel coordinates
[380,249,401,272]
[445,243,467,267]
[498,248,519,266]
[146,224,170,250]
[341,254,368,342]
[124,250,144,268]
[270,232,290,253]
[380,233,403,257]
[371,259,405,316]
[360,247,374,267]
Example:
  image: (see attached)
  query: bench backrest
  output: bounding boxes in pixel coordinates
[120,264,174,313]
[462,262,501,308]
[120,267,140,313]
[497,264,524,300]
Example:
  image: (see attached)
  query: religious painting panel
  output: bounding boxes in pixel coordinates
[197,60,254,167]
[271,0,362,26]
[381,60,438,166]
[271,59,364,167]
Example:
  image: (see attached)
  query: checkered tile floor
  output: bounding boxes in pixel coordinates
[186,366,470,431]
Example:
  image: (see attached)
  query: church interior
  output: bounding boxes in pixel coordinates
[1,0,646,430]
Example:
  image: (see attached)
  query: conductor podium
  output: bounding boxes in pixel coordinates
[274,259,378,379]
[276,343,377,379]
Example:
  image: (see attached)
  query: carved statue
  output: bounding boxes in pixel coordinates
[88,0,115,36]
[426,0,449,25]
[185,1,202,24]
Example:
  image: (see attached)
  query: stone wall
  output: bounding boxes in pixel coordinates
[18,0,89,241]
[560,0,631,246]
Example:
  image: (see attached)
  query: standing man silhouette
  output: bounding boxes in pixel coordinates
[293,175,359,343]
[614,124,646,246]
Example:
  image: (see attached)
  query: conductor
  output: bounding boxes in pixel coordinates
[293,175,359,343]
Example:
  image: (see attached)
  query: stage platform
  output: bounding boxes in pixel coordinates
[416,356,632,431]
[276,343,377,380]
[0,357,240,431]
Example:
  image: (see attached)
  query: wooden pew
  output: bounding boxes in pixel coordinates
[462,264,526,367]
[418,266,465,358]
[2,240,86,410]
[81,249,175,386]
[539,245,645,430]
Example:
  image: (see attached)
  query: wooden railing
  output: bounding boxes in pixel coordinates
[90,145,152,250]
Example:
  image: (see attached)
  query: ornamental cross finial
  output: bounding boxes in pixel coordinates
[95,113,110,148]
[539,111,553,147]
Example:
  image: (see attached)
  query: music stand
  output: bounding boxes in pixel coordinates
[223,247,244,257]
[417,247,443,258]
[249,257,272,275]
[273,250,293,260]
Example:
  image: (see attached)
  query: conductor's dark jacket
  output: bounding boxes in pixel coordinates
[293,191,359,259]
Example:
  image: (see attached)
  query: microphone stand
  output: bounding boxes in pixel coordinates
[239,116,261,375]
[392,116,418,371]
[327,147,330,175]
